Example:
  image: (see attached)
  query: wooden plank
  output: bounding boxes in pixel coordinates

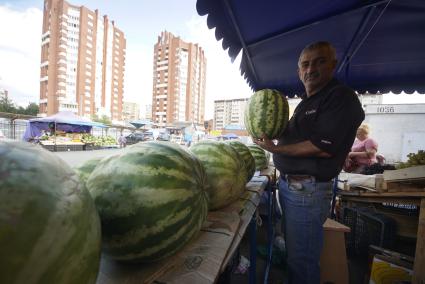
[339,190,425,198]
[155,211,240,284]
[362,191,425,197]
[375,174,388,192]
[413,198,425,283]
[220,177,267,269]
[387,181,425,192]
[338,196,421,206]
[383,165,425,182]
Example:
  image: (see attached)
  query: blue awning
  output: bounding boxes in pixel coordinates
[29,111,107,128]
[196,0,425,97]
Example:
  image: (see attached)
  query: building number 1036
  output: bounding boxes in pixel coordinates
[376,106,395,113]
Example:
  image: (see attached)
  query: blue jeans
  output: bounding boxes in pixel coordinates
[279,176,332,284]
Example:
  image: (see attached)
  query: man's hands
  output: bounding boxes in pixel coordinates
[252,134,332,158]
[253,134,277,152]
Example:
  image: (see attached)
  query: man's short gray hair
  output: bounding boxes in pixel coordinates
[298,41,337,65]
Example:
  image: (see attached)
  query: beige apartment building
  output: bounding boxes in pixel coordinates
[214,98,249,130]
[39,0,126,121]
[122,101,140,122]
[152,31,206,126]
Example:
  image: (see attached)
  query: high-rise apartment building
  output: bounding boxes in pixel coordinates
[152,31,206,126]
[214,98,249,130]
[39,0,126,122]
[122,101,140,122]
[144,104,152,120]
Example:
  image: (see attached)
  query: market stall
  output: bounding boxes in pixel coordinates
[196,0,425,282]
[23,111,108,151]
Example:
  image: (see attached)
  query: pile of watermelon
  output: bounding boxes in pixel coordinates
[0,85,290,283]
[1,136,261,283]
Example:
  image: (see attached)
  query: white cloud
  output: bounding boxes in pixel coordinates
[186,16,253,119]
[123,43,153,106]
[0,6,42,105]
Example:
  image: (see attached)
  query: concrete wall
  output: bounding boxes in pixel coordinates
[364,104,425,162]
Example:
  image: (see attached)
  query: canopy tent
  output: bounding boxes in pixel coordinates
[129,119,153,129]
[196,0,425,97]
[23,111,106,141]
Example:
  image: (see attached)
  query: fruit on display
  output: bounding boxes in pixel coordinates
[86,141,208,263]
[82,134,117,147]
[190,140,247,210]
[397,150,425,169]
[75,157,103,184]
[244,89,289,139]
[0,141,101,284]
[225,140,256,182]
[247,144,270,170]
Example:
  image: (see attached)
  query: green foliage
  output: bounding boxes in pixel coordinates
[397,150,425,169]
[0,96,16,113]
[0,97,39,115]
[91,114,111,125]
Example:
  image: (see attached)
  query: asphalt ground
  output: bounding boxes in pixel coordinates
[54,148,122,168]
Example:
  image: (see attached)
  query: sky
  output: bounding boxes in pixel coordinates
[0,0,424,119]
[0,0,252,119]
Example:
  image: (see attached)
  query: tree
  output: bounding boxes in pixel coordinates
[24,103,39,116]
[0,97,39,116]
[92,114,111,125]
[0,96,17,113]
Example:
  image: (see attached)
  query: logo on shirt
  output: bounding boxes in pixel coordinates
[305,109,317,115]
[321,139,332,144]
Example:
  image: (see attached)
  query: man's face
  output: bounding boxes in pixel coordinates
[298,47,337,93]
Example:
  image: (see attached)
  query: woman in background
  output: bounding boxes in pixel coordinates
[344,124,378,173]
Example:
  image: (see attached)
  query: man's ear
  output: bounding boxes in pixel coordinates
[297,68,302,80]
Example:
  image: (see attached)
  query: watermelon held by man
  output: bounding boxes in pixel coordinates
[0,141,101,284]
[244,88,289,139]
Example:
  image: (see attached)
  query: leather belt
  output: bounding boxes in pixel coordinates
[282,174,316,183]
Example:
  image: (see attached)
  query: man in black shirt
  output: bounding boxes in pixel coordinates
[254,41,364,284]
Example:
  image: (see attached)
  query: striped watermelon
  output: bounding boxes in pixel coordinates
[86,141,208,262]
[248,144,270,170]
[189,140,246,210]
[0,141,101,284]
[225,140,256,182]
[75,157,103,184]
[244,89,289,139]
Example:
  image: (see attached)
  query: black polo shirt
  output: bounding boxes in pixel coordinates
[273,78,365,181]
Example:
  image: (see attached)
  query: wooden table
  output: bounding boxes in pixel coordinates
[338,190,425,283]
[96,175,269,284]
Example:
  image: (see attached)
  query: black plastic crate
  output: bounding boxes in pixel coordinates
[354,211,397,256]
[340,207,372,256]
[340,207,357,255]
[376,202,419,217]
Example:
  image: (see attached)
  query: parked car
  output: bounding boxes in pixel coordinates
[157,132,170,141]
[125,132,153,145]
